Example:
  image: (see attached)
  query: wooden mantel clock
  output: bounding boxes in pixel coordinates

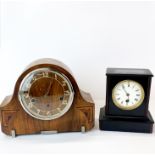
[99,68,154,133]
[0,58,95,137]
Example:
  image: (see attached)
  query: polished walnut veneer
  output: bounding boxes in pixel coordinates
[0,58,95,136]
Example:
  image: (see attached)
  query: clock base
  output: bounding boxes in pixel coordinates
[99,107,154,133]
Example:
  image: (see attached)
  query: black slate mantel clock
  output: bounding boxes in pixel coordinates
[99,68,154,133]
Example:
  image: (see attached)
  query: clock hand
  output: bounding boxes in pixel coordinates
[44,80,52,97]
[122,85,130,97]
[122,85,130,104]
[126,96,130,104]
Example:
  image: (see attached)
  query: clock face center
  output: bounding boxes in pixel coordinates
[29,77,64,110]
[18,68,74,120]
[112,80,145,110]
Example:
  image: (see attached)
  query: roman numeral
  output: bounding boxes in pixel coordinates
[37,109,41,114]
[46,111,50,115]
[43,72,49,77]
[62,81,66,87]
[64,90,70,95]
[57,108,61,112]
[28,102,33,108]
[31,98,36,103]
[24,92,29,98]
[135,98,138,101]
[115,93,120,96]
[62,100,68,105]
[55,74,57,80]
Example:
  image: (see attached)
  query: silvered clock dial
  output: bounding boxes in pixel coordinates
[18,68,74,120]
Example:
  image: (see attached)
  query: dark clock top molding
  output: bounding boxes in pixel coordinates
[106,68,153,76]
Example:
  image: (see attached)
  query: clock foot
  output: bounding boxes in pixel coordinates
[81,126,86,133]
[11,130,16,138]
[99,107,154,133]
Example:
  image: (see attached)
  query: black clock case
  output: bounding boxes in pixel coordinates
[99,68,154,133]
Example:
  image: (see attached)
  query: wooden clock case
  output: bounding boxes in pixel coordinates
[0,59,95,137]
[99,68,154,133]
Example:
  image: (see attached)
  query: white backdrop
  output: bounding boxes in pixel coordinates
[1,0,155,154]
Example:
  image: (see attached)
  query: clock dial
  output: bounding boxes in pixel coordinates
[112,80,145,110]
[18,68,74,120]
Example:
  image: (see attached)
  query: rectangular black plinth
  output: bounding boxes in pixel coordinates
[99,107,154,133]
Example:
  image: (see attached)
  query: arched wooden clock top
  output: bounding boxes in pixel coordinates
[0,58,95,136]
[24,58,74,77]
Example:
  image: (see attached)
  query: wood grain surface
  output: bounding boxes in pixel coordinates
[0,58,95,136]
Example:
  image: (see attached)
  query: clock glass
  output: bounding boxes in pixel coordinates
[18,68,74,120]
[112,80,145,110]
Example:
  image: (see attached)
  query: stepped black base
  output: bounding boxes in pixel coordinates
[99,107,154,133]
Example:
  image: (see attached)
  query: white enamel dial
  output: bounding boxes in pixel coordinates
[112,80,145,110]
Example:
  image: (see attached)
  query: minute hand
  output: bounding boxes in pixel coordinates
[44,81,52,97]
[122,85,129,96]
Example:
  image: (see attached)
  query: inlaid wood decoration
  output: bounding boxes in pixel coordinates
[0,59,95,137]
